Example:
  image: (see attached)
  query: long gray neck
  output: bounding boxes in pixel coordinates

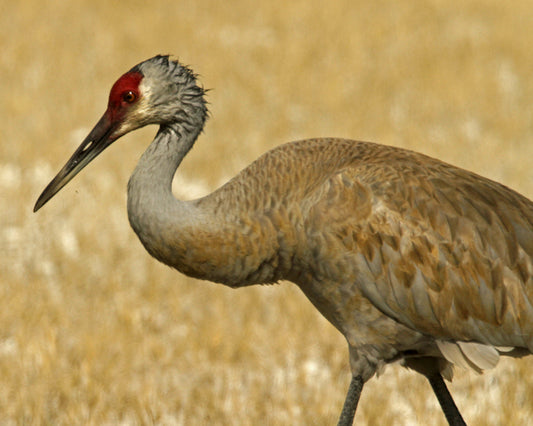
[126,121,202,262]
[126,114,288,286]
[128,55,208,232]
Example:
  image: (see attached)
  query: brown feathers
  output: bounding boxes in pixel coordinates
[174,139,533,377]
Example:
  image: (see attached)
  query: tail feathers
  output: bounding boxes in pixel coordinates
[458,341,500,370]
[440,361,454,381]
[436,340,500,374]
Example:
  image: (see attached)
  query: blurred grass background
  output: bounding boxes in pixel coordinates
[2,0,533,424]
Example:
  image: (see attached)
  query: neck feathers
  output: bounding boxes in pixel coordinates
[126,121,201,254]
[126,123,295,286]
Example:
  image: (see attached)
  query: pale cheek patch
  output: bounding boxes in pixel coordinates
[115,98,152,137]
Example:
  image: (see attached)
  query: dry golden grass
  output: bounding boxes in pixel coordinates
[3,1,533,424]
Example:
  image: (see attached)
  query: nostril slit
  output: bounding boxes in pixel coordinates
[82,141,93,152]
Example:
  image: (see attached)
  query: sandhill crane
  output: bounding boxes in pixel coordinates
[34,55,533,426]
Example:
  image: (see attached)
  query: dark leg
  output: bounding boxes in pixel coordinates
[426,372,467,426]
[337,375,364,426]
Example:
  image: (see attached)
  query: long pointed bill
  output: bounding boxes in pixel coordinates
[33,112,119,212]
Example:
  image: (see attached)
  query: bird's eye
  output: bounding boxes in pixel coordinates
[122,91,137,103]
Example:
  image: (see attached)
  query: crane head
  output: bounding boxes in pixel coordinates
[33,55,207,212]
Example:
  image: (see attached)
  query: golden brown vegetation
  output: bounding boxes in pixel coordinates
[3,1,533,424]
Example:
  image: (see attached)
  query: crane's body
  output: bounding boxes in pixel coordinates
[35,55,533,425]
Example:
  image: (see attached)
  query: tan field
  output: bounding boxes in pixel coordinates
[3,1,533,424]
